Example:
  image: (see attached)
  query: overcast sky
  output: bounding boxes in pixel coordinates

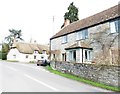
[0,0,119,44]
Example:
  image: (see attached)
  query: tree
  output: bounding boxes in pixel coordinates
[5,29,24,46]
[64,2,79,23]
[1,43,9,60]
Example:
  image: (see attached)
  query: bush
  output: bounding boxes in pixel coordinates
[29,61,35,63]
[0,52,2,59]
[2,53,7,60]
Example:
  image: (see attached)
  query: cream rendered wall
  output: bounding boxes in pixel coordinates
[7,48,20,61]
[7,48,48,62]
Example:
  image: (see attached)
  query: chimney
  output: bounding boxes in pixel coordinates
[64,19,70,27]
[34,40,37,44]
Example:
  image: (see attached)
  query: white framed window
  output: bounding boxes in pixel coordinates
[69,51,73,61]
[84,50,92,61]
[42,50,46,54]
[110,19,120,33]
[26,55,28,58]
[62,53,66,61]
[68,50,76,62]
[76,29,88,40]
[34,50,39,54]
[83,29,88,39]
[34,55,36,59]
[62,35,67,44]
[76,31,82,40]
[13,54,16,59]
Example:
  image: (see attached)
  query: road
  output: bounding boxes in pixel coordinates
[0,61,112,92]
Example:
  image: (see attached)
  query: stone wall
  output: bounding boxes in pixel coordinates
[50,61,120,87]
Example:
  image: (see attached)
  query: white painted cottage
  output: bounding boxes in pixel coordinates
[7,42,49,62]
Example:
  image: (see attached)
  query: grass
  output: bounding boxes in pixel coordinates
[4,60,19,62]
[45,66,120,92]
[29,61,35,64]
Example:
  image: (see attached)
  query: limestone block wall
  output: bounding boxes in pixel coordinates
[51,61,120,87]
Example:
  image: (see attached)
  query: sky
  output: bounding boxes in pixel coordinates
[0,0,119,45]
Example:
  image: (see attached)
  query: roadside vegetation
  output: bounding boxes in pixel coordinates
[45,66,120,92]
[6,60,19,62]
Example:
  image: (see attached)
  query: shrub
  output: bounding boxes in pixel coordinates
[2,53,7,60]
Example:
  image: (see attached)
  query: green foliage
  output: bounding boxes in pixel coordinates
[5,29,24,46]
[29,61,35,63]
[0,51,2,59]
[64,2,79,23]
[2,53,7,60]
[2,43,9,53]
[1,43,9,60]
[7,60,18,62]
[46,66,120,92]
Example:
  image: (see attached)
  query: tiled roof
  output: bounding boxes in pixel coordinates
[65,42,92,50]
[50,4,119,40]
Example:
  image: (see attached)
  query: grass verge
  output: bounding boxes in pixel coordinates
[45,66,120,92]
[5,60,19,62]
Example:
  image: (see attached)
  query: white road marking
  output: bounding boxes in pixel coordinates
[6,66,18,72]
[24,74,59,91]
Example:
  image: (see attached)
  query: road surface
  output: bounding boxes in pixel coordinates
[0,61,112,92]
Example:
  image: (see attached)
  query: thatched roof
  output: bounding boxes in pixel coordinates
[50,4,119,40]
[12,42,49,54]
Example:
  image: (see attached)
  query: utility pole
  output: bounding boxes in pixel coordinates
[52,16,55,35]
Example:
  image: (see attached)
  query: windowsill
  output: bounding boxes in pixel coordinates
[76,38,88,41]
[62,42,67,44]
[110,32,116,34]
[84,60,92,62]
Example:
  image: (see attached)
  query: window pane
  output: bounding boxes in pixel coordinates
[85,29,88,39]
[79,31,82,39]
[62,35,67,43]
[110,20,119,33]
[76,32,80,40]
[115,19,120,33]
[69,51,72,61]
[85,50,87,60]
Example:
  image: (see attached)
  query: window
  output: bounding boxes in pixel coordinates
[53,54,55,59]
[76,31,82,40]
[26,55,28,58]
[62,53,66,61]
[73,50,76,61]
[84,50,92,61]
[76,29,88,40]
[83,29,88,39]
[69,51,72,61]
[34,50,38,54]
[110,19,120,33]
[42,50,46,54]
[41,56,44,59]
[85,50,88,60]
[69,50,76,62]
[62,35,67,43]
[13,54,16,59]
[34,55,36,59]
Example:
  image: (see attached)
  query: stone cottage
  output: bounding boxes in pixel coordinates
[50,4,120,65]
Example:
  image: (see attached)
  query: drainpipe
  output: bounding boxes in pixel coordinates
[82,48,83,63]
[49,39,51,61]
